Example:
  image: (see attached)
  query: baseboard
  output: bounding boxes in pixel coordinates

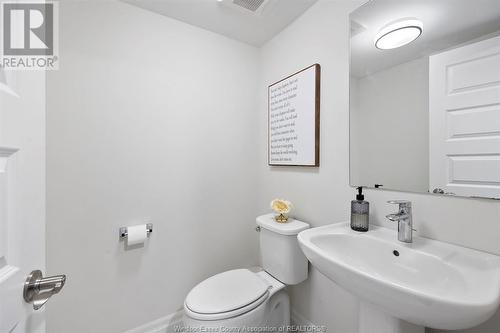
[123,310,184,333]
[124,307,313,333]
[291,308,315,327]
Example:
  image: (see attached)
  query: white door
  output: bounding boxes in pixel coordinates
[429,35,500,199]
[0,68,62,332]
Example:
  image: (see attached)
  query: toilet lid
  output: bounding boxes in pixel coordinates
[185,269,269,315]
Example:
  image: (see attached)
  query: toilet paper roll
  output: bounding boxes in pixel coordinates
[127,225,148,246]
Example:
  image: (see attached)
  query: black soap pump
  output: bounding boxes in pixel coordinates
[351,187,369,232]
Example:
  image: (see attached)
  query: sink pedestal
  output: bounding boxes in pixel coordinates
[359,301,424,333]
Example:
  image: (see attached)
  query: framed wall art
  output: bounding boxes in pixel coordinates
[268,64,320,166]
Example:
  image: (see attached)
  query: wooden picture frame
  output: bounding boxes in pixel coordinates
[268,63,320,166]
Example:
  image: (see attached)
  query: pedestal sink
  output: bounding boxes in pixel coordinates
[297,223,500,332]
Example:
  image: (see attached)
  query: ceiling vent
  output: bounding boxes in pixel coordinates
[233,0,265,12]
[219,0,272,15]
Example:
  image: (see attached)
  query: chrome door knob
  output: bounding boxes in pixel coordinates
[23,270,66,310]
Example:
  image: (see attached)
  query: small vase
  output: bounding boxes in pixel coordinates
[274,213,289,223]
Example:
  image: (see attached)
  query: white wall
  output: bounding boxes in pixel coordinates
[258,2,363,331]
[351,57,429,192]
[257,1,500,333]
[46,1,259,332]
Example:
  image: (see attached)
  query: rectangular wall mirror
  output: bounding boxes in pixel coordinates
[349,0,500,199]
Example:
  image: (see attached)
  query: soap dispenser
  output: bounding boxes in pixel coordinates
[351,187,369,232]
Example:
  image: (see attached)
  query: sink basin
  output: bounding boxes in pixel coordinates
[297,223,500,330]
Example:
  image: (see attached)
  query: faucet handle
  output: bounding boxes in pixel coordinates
[387,200,411,207]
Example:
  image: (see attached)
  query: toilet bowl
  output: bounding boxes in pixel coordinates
[183,269,290,330]
[182,214,310,331]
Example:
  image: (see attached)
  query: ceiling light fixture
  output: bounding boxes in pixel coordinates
[375,18,423,50]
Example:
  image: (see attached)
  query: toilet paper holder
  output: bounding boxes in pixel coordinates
[119,223,153,239]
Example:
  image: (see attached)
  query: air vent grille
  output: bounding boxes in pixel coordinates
[232,0,266,12]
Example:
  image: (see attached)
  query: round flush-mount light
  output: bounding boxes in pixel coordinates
[375,18,423,50]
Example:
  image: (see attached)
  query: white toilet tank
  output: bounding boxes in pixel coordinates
[256,214,310,285]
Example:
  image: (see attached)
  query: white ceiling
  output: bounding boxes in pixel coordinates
[350,0,500,77]
[121,0,318,46]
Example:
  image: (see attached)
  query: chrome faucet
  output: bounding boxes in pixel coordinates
[386,200,413,243]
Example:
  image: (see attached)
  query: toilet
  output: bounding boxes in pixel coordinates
[182,214,310,330]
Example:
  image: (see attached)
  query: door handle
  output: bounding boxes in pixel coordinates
[23,270,66,310]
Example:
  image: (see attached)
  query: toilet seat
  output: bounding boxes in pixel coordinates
[184,289,269,320]
[184,269,271,321]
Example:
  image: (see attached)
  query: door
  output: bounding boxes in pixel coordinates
[0,68,49,332]
[429,35,500,198]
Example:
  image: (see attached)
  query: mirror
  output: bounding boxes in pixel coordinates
[349,0,500,199]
